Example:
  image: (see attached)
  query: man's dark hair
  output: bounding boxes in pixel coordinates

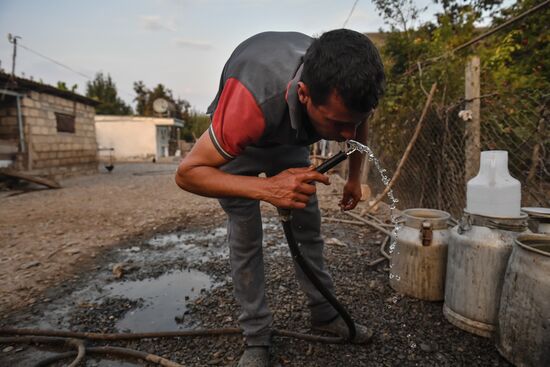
[302,29,385,113]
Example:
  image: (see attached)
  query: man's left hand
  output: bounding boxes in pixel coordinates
[340,180,362,211]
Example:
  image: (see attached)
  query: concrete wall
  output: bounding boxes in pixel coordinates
[95,121,157,160]
[20,91,98,178]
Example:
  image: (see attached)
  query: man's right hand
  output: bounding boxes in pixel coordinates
[176,131,330,209]
[263,166,330,209]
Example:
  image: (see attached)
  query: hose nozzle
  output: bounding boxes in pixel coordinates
[278,140,369,219]
[315,139,368,174]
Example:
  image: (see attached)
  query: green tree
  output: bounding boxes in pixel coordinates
[86,72,132,115]
[56,81,78,93]
[133,80,148,116]
[433,0,504,26]
[132,81,190,121]
[483,0,550,91]
[370,0,506,164]
[181,109,210,142]
[373,0,426,33]
[368,0,548,182]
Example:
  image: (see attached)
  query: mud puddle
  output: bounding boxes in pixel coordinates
[110,269,212,332]
[0,216,287,366]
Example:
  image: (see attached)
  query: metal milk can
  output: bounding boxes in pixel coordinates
[496,234,550,367]
[522,207,550,234]
[389,208,451,301]
[443,211,529,337]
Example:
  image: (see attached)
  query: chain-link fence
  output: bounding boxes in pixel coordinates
[481,91,549,208]
[364,83,549,219]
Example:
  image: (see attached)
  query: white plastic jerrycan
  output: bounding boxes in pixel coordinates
[466,150,521,217]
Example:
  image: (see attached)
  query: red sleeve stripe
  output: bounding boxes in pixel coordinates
[210,78,265,158]
[209,124,234,160]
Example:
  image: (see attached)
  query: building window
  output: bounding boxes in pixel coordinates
[55,112,75,133]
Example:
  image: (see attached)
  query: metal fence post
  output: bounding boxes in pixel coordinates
[464,56,481,182]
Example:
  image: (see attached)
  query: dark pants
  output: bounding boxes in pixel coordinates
[219,144,338,346]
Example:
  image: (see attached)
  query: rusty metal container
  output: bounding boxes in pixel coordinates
[389,208,451,301]
[496,234,550,367]
[522,207,550,234]
[443,212,528,337]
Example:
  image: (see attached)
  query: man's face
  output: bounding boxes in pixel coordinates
[298,83,370,142]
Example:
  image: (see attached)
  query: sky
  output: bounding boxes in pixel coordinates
[0,0,448,112]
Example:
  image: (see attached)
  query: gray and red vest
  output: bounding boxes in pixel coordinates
[207,31,321,160]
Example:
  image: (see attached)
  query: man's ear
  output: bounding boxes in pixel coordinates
[297,82,310,105]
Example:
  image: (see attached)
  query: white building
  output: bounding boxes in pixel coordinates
[95,115,184,161]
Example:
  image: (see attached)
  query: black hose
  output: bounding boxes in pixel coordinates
[0,327,344,344]
[314,151,348,174]
[279,149,357,341]
[281,220,356,341]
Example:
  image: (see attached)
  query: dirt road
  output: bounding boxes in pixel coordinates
[0,162,221,315]
[0,162,346,316]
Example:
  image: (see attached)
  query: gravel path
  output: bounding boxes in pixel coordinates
[134,211,510,367]
[0,162,511,366]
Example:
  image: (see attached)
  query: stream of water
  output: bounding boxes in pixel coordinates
[362,144,402,281]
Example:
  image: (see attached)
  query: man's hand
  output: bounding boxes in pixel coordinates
[264,166,330,209]
[341,118,368,211]
[340,179,362,211]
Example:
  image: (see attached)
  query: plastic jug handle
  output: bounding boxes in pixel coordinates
[489,156,497,186]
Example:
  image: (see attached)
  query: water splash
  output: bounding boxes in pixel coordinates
[362,145,402,281]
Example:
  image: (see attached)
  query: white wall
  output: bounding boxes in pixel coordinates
[95,121,156,160]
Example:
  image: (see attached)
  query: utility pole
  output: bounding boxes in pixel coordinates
[8,33,21,76]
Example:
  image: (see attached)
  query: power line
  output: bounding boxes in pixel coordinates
[17,42,93,80]
[13,40,135,99]
[343,0,360,28]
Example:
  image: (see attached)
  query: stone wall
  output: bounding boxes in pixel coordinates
[0,98,19,140]
[20,91,98,178]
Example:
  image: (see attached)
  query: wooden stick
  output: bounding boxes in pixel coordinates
[366,257,386,267]
[0,169,61,189]
[323,216,394,228]
[343,211,393,236]
[322,217,365,225]
[362,212,395,227]
[366,83,437,213]
[380,235,391,260]
[367,236,391,266]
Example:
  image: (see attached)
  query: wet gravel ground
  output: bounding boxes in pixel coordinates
[0,206,511,366]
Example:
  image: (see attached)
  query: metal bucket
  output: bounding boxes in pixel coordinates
[390,208,451,301]
[443,211,528,337]
[496,234,550,367]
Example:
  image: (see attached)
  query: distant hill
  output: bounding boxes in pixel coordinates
[365,32,387,48]
[364,27,489,49]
